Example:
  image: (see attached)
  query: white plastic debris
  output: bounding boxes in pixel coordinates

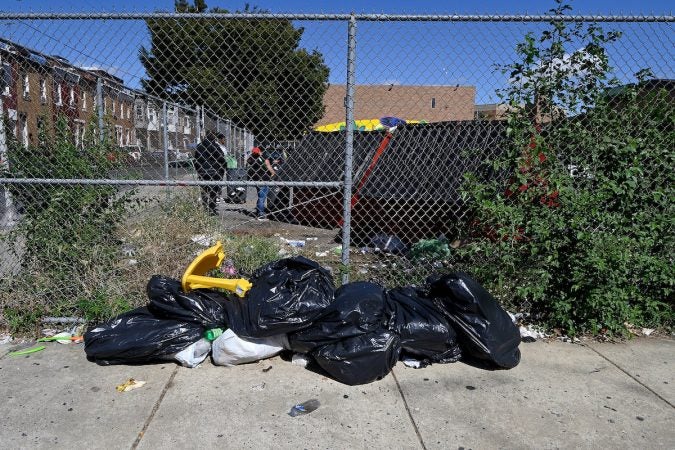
[291,353,310,368]
[191,234,214,247]
[519,325,547,342]
[0,334,12,345]
[402,358,422,369]
[315,251,329,257]
[212,329,287,366]
[173,338,212,368]
[280,237,306,248]
[641,328,655,336]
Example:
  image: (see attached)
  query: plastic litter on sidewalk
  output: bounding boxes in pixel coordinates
[83,250,522,385]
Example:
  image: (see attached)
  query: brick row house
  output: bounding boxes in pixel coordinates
[0,39,199,157]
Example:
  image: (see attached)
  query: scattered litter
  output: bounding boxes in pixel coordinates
[121,243,137,257]
[291,353,309,367]
[370,234,407,255]
[280,237,306,248]
[288,399,320,417]
[402,358,422,369]
[305,237,318,241]
[250,382,266,391]
[641,328,655,336]
[315,251,329,257]
[519,325,547,342]
[0,334,12,345]
[262,365,273,372]
[278,248,289,256]
[115,378,146,392]
[332,246,342,256]
[222,259,238,276]
[127,259,138,266]
[42,317,86,325]
[190,234,214,247]
[8,345,46,357]
[409,238,451,261]
[37,332,81,345]
[173,338,211,368]
[358,268,369,274]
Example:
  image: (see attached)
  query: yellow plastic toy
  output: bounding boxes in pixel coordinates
[181,241,252,297]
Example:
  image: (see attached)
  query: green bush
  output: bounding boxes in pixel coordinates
[1,115,133,329]
[455,2,674,335]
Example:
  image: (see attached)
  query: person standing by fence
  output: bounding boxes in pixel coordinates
[194,132,227,216]
[247,146,275,221]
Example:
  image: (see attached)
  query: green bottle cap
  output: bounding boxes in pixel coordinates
[204,328,223,341]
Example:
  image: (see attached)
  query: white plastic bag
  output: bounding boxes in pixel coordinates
[212,329,287,366]
[173,338,212,368]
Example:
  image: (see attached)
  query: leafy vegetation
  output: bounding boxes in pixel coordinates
[454,1,674,335]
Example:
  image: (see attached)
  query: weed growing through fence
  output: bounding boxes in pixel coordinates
[456,1,674,335]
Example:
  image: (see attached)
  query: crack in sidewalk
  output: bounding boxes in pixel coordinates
[392,370,428,450]
[131,365,179,449]
[584,344,674,409]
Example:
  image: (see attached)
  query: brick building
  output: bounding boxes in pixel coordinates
[318,84,476,126]
[0,40,135,150]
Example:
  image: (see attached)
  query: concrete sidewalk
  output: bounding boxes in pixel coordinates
[0,338,673,449]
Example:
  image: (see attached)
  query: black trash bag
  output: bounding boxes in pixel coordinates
[289,282,386,353]
[312,330,401,385]
[146,275,229,329]
[370,233,408,255]
[84,307,204,365]
[384,286,461,362]
[426,272,521,369]
[222,256,335,338]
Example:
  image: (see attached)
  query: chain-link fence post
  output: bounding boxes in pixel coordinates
[340,13,357,285]
[96,77,104,143]
[162,101,169,194]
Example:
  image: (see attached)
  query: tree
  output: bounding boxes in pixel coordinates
[140,1,329,141]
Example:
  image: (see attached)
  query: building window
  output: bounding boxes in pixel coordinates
[39,79,47,104]
[120,102,124,120]
[81,91,87,110]
[431,97,436,109]
[69,87,75,107]
[103,98,107,114]
[22,74,30,100]
[115,125,123,146]
[126,104,131,120]
[2,63,11,96]
[111,98,116,116]
[55,83,63,106]
[148,106,156,123]
[135,104,144,121]
[184,116,189,127]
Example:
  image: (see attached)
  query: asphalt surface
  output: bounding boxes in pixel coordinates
[0,337,673,449]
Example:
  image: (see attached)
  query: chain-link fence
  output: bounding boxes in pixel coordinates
[0,10,672,331]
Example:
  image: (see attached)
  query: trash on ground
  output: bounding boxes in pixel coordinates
[250,382,266,391]
[288,399,320,417]
[115,378,146,392]
[8,345,46,357]
[212,329,287,366]
[291,353,309,367]
[0,334,12,345]
[190,234,214,246]
[280,237,306,248]
[370,234,408,255]
[641,328,655,336]
[315,251,329,257]
[262,365,273,372]
[409,238,451,261]
[519,325,547,342]
[42,317,86,324]
[402,358,422,368]
[37,332,81,344]
[85,256,521,385]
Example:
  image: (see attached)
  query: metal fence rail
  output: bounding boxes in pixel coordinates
[0,10,672,317]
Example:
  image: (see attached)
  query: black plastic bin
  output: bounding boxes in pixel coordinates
[225,168,247,204]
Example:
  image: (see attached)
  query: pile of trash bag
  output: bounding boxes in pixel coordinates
[84,256,521,385]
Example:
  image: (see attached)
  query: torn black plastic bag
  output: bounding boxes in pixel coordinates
[222,256,335,338]
[289,282,386,353]
[146,275,228,329]
[427,272,521,369]
[384,286,461,363]
[83,307,203,365]
[312,330,401,385]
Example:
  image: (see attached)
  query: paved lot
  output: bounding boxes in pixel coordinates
[0,337,673,449]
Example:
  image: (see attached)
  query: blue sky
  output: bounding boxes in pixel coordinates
[1,1,672,104]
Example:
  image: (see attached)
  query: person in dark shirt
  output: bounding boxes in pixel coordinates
[194,132,226,216]
[246,146,275,221]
